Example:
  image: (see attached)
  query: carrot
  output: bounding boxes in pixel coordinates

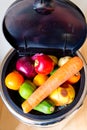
[21,56,83,113]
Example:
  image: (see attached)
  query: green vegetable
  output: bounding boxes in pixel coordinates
[50,67,58,75]
[34,99,55,114]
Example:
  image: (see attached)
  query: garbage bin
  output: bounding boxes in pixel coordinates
[0,0,87,127]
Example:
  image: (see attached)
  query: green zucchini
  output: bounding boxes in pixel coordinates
[34,99,55,114]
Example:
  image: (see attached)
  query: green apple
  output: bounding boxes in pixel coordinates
[19,80,36,99]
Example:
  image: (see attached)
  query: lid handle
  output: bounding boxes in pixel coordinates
[33,0,54,14]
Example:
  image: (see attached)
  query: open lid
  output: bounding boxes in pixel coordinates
[2,0,87,54]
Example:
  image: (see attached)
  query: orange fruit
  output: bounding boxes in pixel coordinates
[5,71,24,90]
[33,74,48,86]
[67,72,81,84]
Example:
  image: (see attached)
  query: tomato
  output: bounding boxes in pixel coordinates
[5,71,24,90]
[34,54,54,75]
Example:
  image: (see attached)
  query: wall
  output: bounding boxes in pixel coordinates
[71,0,87,17]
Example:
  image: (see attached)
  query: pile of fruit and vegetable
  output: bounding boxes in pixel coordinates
[5,53,83,114]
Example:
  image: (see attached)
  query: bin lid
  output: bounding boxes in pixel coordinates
[3,0,87,54]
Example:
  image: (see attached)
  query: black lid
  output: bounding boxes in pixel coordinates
[3,0,86,54]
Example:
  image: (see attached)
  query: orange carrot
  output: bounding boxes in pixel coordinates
[21,56,83,113]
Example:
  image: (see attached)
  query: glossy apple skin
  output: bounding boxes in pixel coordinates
[16,56,37,78]
[34,54,54,75]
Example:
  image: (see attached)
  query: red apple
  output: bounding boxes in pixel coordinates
[16,56,37,78]
[34,54,54,75]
